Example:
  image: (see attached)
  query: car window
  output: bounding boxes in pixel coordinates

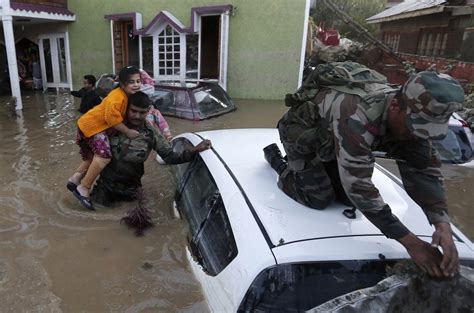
[432,126,473,163]
[171,137,195,181]
[149,89,174,113]
[173,89,195,119]
[175,156,238,276]
[193,84,234,117]
[177,159,217,233]
[238,259,398,312]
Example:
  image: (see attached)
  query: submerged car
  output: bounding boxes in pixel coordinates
[169,128,474,312]
[96,74,236,121]
[148,81,236,120]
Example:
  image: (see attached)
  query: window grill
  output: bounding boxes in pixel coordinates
[157,25,181,76]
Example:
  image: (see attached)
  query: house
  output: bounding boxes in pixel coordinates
[0,0,312,110]
[367,0,474,84]
[0,0,75,109]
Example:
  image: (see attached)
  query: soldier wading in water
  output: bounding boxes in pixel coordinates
[264,66,464,278]
[91,91,211,206]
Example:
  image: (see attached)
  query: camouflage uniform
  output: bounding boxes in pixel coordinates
[277,71,464,239]
[91,123,195,206]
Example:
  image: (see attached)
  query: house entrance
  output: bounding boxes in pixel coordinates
[200,15,220,79]
[0,38,40,92]
[113,21,139,70]
[38,33,71,90]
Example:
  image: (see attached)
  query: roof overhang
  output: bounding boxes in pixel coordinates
[367,5,472,24]
[9,2,75,22]
[138,4,233,36]
[367,5,446,24]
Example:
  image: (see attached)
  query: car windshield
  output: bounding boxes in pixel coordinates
[239,259,474,312]
[193,84,235,117]
[432,126,473,163]
[238,259,397,312]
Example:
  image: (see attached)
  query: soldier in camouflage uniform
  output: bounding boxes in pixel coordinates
[264,71,465,278]
[91,91,211,206]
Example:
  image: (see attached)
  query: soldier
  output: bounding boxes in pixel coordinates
[264,70,464,278]
[91,91,211,206]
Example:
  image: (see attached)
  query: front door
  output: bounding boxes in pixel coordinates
[38,33,71,90]
[198,13,229,89]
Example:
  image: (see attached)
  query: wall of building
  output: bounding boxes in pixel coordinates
[379,12,470,58]
[67,0,308,100]
[382,53,474,86]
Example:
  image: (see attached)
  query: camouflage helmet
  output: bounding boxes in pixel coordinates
[400,71,464,140]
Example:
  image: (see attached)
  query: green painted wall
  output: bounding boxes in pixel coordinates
[67,0,307,99]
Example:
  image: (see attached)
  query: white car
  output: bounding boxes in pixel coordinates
[170,128,474,312]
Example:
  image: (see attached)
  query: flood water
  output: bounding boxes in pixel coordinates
[0,90,472,312]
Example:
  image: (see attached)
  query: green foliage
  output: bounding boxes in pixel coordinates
[312,0,387,40]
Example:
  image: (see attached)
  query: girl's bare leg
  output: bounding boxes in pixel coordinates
[76,155,111,198]
[68,159,92,185]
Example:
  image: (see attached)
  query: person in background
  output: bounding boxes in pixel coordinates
[71,75,102,114]
[29,52,42,90]
[67,66,142,210]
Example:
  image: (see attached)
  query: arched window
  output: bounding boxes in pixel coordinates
[157,25,181,77]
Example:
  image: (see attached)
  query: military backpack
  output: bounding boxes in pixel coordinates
[286,62,399,123]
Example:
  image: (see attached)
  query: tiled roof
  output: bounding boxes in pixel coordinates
[10,2,75,17]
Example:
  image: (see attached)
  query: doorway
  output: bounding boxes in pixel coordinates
[113,21,139,71]
[200,16,220,79]
[38,33,71,90]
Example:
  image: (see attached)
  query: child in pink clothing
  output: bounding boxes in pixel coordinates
[147,107,172,140]
[138,69,172,140]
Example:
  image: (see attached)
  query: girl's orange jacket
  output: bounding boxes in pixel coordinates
[77,88,128,138]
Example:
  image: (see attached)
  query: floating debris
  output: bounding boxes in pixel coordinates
[120,187,154,236]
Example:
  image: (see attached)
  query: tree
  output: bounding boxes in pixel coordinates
[312,0,387,40]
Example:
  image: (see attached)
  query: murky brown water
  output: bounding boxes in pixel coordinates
[0,91,472,312]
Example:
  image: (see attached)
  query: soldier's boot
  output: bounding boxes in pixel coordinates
[263,143,287,175]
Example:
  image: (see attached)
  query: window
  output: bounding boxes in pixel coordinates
[383,33,400,52]
[239,259,474,312]
[185,34,199,79]
[417,31,448,57]
[136,8,231,86]
[148,88,175,114]
[417,33,427,55]
[142,36,153,76]
[175,155,237,276]
[238,259,398,312]
[158,25,181,77]
[440,33,448,56]
[170,138,195,178]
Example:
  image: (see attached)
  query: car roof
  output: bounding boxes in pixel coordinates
[192,128,439,247]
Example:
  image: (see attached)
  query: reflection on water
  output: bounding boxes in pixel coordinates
[0,91,472,311]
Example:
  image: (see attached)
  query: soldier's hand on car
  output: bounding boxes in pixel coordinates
[431,222,459,277]
[193,139,212,152]
[398,232,444,277]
